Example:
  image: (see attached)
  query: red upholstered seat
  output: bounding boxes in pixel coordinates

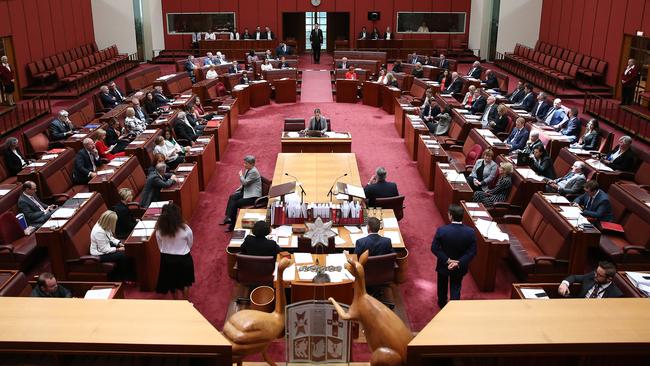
[465,144,482,166]
[0,211,41,270]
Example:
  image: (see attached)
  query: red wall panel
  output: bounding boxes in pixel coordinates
[0,0,95,88]
[539,0,650,86]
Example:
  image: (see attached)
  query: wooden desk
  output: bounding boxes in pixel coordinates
[0,297,231,364]
[271,153,362,203]
[98,103,129,122]
[184,135,217,190]
[149,108,179,129]
[434,162,474,224]
[361,81,382,107]
[471,128,511,157]
[231,208,405,252]
[17,148,75,201]
[335,79,359,103]
[499,155,547,209]
[283,253,356,287]
[281,132,352,153]
[161,163,200,222]
[461,201,509,292]
[203,115,229,161]
[381,86,401,114]
[0,269,19,295]
[218,97,239,138]
[407,299,650,365]
[434,93,462,110]
[394,102,418,138]
[124,210,160,292]
[0,183,24,214]
[271,78,297,103]
[62,123,104,151]
[88,156,138,206]
[231,84,250,114]
[404,114,429,160]
[529,123,572,160]
[124,129,162,169]
[417,135,449,190]
[249,81,272,107]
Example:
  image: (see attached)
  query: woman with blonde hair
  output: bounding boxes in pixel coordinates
[112,188,139,240]
[90,210,133,280]
[94,128,126,161]
[473,162,514,208]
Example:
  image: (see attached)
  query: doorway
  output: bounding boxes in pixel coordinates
[619,35,649,103]
[283,12,349,55]
[0,36,19,106]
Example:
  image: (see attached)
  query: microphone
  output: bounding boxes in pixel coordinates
[284,173,306,203]
[327,173,348,202]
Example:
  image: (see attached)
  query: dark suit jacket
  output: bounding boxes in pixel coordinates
[523,138,544,154]
[4,148,27,176]
[310,29,323,48]
[563,272,623,298]
[140,172,175,207]
[240,235,280,257]
[354,234,394,256]
[532,101,551,119]
[574,190,614,221]
[262,31,275,40]
[607,147,637,172]
[239,76,250,84]
[392,64,403,73]
[561,117,581,139]
[275,45,292,56]
[444,78,463,94]
[133,105,149,123]
[482,103,499,123]
[174,120,199,145]
[153,92,170,107]
[72,149,101,184]
[49,118,73,141]
[100,92,119,109]
[467,66,482,78]
[364,181,399,207]
[370,31,380,40]
[412,69,424,78]
[420,103,441,121]
[529,155,555,179]
[438,59,450,69]
[109,88,125,102]
[507,88,525,103]
[506,127,529,151]
[430,223,476,275]
[518,92,536,112]
[484,75,499,89]
[581,132,601,151]
[469,96,486,114]
[358,31,368,39]
[17,193,51,227]
[492,114,509,133]
[112,201,138,239]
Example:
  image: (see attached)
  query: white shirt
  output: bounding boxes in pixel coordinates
[230,32,239,40]
[255,32,261,40]
[90,223,120,255]
[205,32,216,41]
[154,142,180,162]
[205,69,218,80]
[12,148,26,167]
[261,63,273,71]
[2,63,10,72]
[385,32,391,40]
[156,224,193,255]
[417,26,429,32]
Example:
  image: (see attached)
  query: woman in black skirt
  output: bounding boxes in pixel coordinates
[155,203,195,299]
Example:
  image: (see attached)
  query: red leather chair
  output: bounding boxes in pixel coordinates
[0,212,41,271]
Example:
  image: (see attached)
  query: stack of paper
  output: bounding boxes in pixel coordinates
[520,288,550,299]
[84,288,113,299]
[51,208,76,219]
[149,201,171,208]
[40,154,58,160]
[585,158,613,172]
[177,165,193,172]
[294,253,313,264]
[74,192,94,199]
[543,194,570,205]
[474,218,509,241]
[516,168,545,182]
[625,272,650,296]
[383,217,399,229]
[326,253,348,267]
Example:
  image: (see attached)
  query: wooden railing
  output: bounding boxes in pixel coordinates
[0,94,51,136]
[584,92,650,143]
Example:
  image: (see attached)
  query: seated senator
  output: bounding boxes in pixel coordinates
[112,188,139,240]
[94,128,126,161]
[467,149,497,191]
[571,118,601,151]
[558,261,622,298]
[426,106,452,136]
[154,135,184,170]
[601,135,637,172]
[529,145,555,179]
[90,210,134,281]
[140,163,177,208]
[18,181,56,228]
[545,161,587,196]
[72,138,103,185]
[473,162,514,208]
[345,66,358,80]
[306,108,328,134]
[505,117,529,151]
[222,155,262,232]
[3,137,30,176]
[364,167,399,207]
[30,272,72,298]
[573,180,613,222]
[354,217,394,256]
[240,221,281,257]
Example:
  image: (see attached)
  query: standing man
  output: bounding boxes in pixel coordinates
[621,58,639,105]
[430,204,476,308]
[310,24,323,64]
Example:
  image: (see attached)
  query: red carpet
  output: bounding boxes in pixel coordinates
[299,70,334,103]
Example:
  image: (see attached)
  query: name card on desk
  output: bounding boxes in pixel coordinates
[454,108,470,114]
[176,166,194,172]
[142,129,157,134]
[148,201,171,208]
[97,169,114,175]
[190,147,204,152]
[71,133,88,138]
[130,141,145,145]
[196,137,211,143]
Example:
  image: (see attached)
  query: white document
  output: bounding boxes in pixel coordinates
[286,132,300,138]
[274,225,293,237]
[243,212,266,221]
[297,269,317,281]
[465,202,480,208]
[108,161,124,167]
[560,206,583,217]
[0,189,9,196]
[585,158,613,172]
[345,184,366,198]
[71,133,87,138]
[441,93,453,97]
[290,235,299,248]
[326,253,348,267]
[469,210,490,218]
[84,288,113,299]
[454,108,470,114]
[135,220,157,229]
[516,168,545,182]
[40,154,58,160]
[294,253,313,264]
[51,208,76,219]
[626,271,650,286]
[543,195,570,204]
[273,263,296,281]
[334,236,346,245]
[27,162,46,167]
[383,217,399,229]
[568,148,591,155]
[277,236,291,247]
[382,230,402,244]
[196,137,211,143]
[44,219,68,229]
[176,165,194,172]
[74,192,93,199]
[131,229,152,237]
[130,141,145,145]
[335,193,349,200]
[325,271,347,283]
[520,288,550,299]
[148,201,171,208]
[190,147,204,152]
[97,169,114,175]
[349,233,368,243]
[344,225,362,233]
[142,129,157,134]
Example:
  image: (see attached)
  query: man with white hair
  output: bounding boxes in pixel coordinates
[222,155,262,231]
[546,161,587,195]
[338,57,349,69]
[140,163,176,208]
[72,138,102,184]
[602,135,637,172]
[204,52,215,66]
[480,96,498,128]
[522,130,544,154]
[467,61,482,78]
[99,85,119,109]
[444,72,463,94]
[132,97,149,123]
[48,110,77,141]
[544,98,568,126]
[153,85,171,107]
[108,81,125,102]
[532,92,552,121]
[173,111,199,145]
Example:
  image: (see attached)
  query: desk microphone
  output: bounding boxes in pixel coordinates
[284,172,306,203]
[327,173,348,202]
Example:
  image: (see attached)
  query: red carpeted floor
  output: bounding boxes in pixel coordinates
[299,70,334,103]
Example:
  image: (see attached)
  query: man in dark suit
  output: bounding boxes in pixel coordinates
[383,26,393,40]
[469,92,486,114]
[276,42,292,56]
[558,261,623,298]
[72,138,102,184]
[522,130,544,154]
[173,111,199,146]
[354,217,394,257]
[3,137,30,175]
[444,72,463,94]
[17,181,57,228]
[364,167,399,207]
[310,24,323,64]
[241,28,252,40]
[621,58,639,105]
[140,163,176,208]
[556,108,581,142]
[482,70,499,90]
[48,110,77,141]
[505,117,529,152]
[262,26,275,40]
[602,135,637,172]
[358,26,368,40]
[337,57,349,69]
[513,83,536,112]
[131,97,150,124]
[430,204,476,308]
[185,55,197,83]
[437,54,449,69]
[467,61,482,79]
[278,56,290,69]
[108,81,125,103]
[254,26,262,40]
[573,180,613,222]
[532,92,551,121]
[99,85,119,109]
[479,96,498,128]
[152,86,171,107]
[506,81,525,103]
[239,70,251,84]
[240,221,280,256]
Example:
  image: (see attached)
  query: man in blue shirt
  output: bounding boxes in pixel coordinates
[544,98,568,126]
[573,180,614,223]
[505,117,529,151]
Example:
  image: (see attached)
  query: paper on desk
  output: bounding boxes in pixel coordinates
[196,137,211,143]
[130,141,145,145]
[516,168,545,182]
[465,202,480,208]
[274,225,293,237]
[27,162,46,167]
[294,253,313,264]
[560,212,590,227]
[108,160,124,167]
[454,108,470,114]
[84,288,113,299]
[568,148,591,155]
[176,165,193,172]
[335,193,349,200]
[277,236,291,247]
[326,271,348,283]
[44,219,68,229]
[243,212,267,221]
[345,184,366,198]
[560,206,583,217]
[135,220,157,229]
[71,133,87,138]
[0,189,9,196]
[142,129,157,134]
[585,158,613,172]
[74,192,93,199]
[97,169,114,175]
[382,230,401,244]
[51,207,76,219]
[345,225,362,233]
[520,288,550,299]
[290,235,298,248]
[383,217,399,229]
[349,233,368,243]
[469,210,490,218]
[443,169,466,183]
[543,194,570,204]
[334,236,346,245]
[297,269,317,281]
[286,132,300,138]
[273,263,296,281]
[40,154,58,160]
[476,129,495,137]
[148,201,171,208]
[131,228,153,237]
[327,253,348,267]
[441,93,453,97]
[190,147,204,152]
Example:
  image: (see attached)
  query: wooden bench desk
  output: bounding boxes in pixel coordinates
[417,134,449,190]
[280,131,352,153]
[161,163,200,222]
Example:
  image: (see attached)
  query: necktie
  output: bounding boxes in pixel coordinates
[586,197,593,210]
[88,151,96,171]
[512,128,519,142]
[589,284,600,298]
[534,102,541,116]
[29,195,46,212]
[244,169,249,178]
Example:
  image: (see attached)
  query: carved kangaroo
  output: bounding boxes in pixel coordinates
[223,258,291,366]
[329,251,413,366]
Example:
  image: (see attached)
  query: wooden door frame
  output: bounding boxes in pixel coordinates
[1,36,20,102]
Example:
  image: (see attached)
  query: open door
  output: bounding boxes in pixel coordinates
[283,13,306,54]
[0,36,19,106]
[326,13,350,52]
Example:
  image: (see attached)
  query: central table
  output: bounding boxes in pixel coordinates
[280,132,352,153]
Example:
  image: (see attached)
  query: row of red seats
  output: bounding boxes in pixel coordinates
[535,40,607,81]
[509,45,578,81]
[53,45,131,94]
[27,43,97,85]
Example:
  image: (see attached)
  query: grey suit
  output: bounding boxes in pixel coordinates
[427,112,451,136]
[140,172,176,208]
[226,166,262,230]
[17,193,52,228]
[308,116,328,133]
[468,159,498,190]
[546,172,586,196]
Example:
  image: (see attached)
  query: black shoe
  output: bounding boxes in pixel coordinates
[220,218,231,225]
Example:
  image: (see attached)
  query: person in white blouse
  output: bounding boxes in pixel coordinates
[155,203,194,299]
[153,134,184,170]
[90,210,133,281]
[376,69,388,84]
[205,65,218,80]
[260,59,274,72]
[124,107,146,135]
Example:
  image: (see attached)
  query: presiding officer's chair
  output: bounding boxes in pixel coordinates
[363,252,398,308]
[374,195,406,221]
[283,118,305,131]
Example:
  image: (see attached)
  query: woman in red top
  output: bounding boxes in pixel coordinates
[438,69,450,90]
[94,128,126,161]
[345,65,357,80]
[0,56,15,106]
